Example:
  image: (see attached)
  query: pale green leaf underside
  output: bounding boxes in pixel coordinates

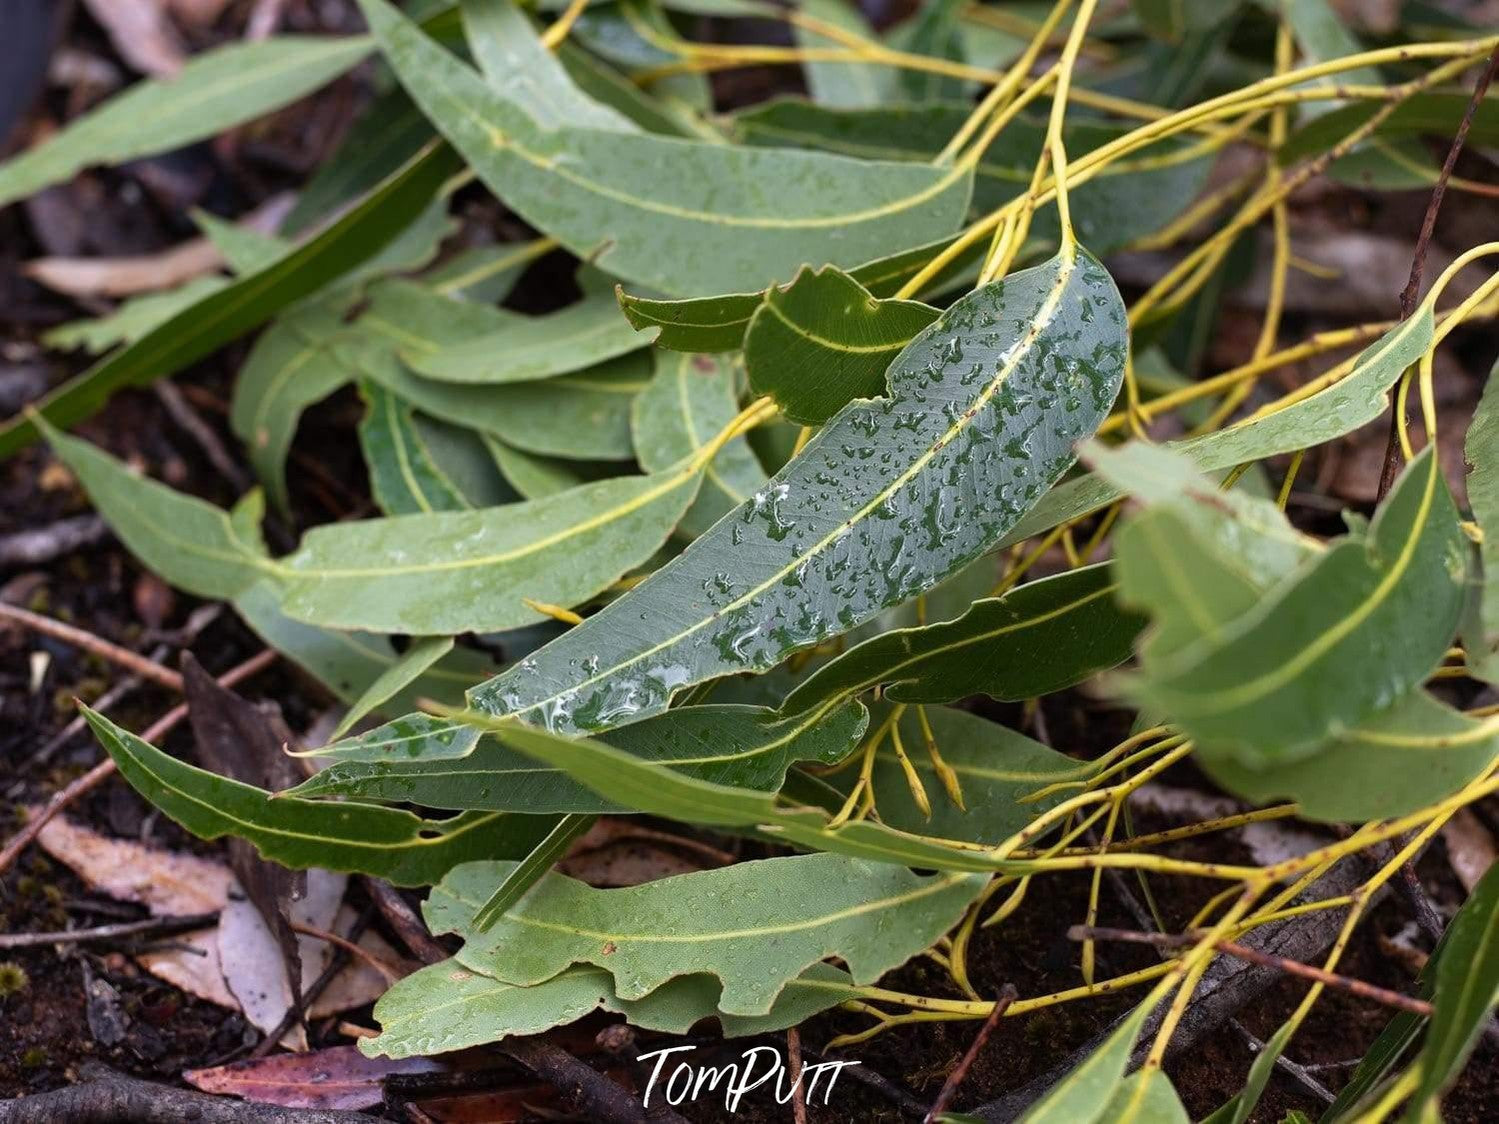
[428,853,985,1014]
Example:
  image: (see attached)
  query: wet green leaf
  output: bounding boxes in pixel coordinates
[744,266,939,425]
[427,852,985,1013]
[358,0,973,296]
[1006,301,1437,547]
[358,382,470,515]
[783,563,1143,713]
[1096,1069,1189,1124]
[288,700,866,812]
[631,352,767,538]
[468,246,1126,733]
[81,706,552,886]
[0,37,372,209]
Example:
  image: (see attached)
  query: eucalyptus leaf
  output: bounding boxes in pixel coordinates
[425,239,551,303]
[289,700,867,812]
[795,0,897,108]
[483,436,592,499]
[783,563,1143,714]
[0,37,372,209]
[744,265,939,425]
[461,0,637,132]
[1404,860,1499,1116]
[274,463,702,634]
[363,961,855,1059]
[344,329,643,461]
[404,293,653,384]
[617,289,762,353]
[358,381,470,515]
[331,635,456,741]
[428,853,985,1013]
[1465,361,1499,683]
[44,278,227,355]
[822,705,1084,844]
[1131,450,1466,766]
[41,420,271,600]
[358,0,973,296]
[81,706,552,886]
[1005,300,1437,547]
[231,297,359,515]
[1016,994,1163,1123]
[1202,691,1499,823]
[233,581,495,713]
[0,143,459,457]
[468,245,1126,733]
[631,352,768,538]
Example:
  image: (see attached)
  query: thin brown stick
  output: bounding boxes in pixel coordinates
[288,920,404,983]
[787,1026,807,1124]
[0,602,183,690]
[361,876,447,965]
[1376,45,1499,501]
[0,649,276,876]
[250,903,376,1060]
[0,911,218,950]
[1070,926,1433,1017]
[923,985,1019,1124]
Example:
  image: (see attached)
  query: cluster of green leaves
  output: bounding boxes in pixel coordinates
[6,0,1499,1115]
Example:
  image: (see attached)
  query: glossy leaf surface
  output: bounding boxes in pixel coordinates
[744,265,939,425]
[630,352,768,538]
[469,246,1126,733]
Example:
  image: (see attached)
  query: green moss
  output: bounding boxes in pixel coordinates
[0,962,29,997]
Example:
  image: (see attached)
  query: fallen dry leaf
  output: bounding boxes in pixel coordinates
[186,1045,446,1111]
[1440,809,1498,894]
[33,811,231,914]
[79,0,186,77]
[31,812,396,1023]
[23,194,294,298]
[24,239,223,298]
[218,868,347,1049]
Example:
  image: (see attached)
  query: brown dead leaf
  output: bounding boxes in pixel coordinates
[79,0,186,77]
[23,194,294,298]
[33,811,231,914]
[185,1044,446,1111]
[1440,809,1498,894]
[31,811,391,1020]
[24,239,222,298]
[185,654,306,1012]
[166,0,234,28]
